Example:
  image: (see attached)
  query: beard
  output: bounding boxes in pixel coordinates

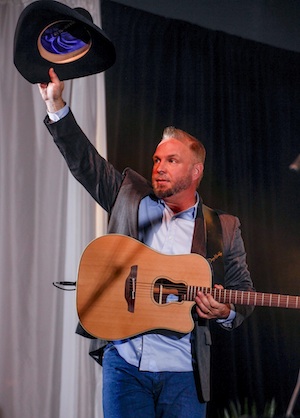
[152,174,193,199]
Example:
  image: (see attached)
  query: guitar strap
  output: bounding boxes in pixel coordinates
[202,205,225,287]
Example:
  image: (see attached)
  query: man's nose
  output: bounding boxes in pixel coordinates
[156,161,166,172]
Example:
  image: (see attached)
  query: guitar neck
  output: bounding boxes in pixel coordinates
[185,287,300,309]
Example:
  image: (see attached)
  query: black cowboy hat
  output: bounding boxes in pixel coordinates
[13,0,116,83]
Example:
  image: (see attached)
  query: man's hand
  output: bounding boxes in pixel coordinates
[38,68,65,113]
[195,284,231,320]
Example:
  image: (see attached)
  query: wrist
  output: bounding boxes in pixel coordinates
[217,304,236,327]
[46,98,66,113]
[222,303,231,319]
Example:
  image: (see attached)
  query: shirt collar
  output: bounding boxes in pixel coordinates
[158,192,199,221]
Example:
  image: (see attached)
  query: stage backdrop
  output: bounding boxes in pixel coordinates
[0,1,107,417]
[101,1,300,416]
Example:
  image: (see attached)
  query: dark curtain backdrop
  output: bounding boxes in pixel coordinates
[101,1,300,416]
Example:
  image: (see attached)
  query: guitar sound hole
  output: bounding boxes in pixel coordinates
[153,278,186,305]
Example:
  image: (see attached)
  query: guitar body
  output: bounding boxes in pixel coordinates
[76,234,212,340]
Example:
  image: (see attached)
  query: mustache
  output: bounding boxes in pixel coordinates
[153,175,169,181]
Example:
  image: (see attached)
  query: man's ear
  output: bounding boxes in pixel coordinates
[193,163,204,181]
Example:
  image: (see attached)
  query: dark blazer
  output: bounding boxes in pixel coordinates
[45,110,254,402]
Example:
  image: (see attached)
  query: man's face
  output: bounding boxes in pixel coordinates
[151,138,197,199]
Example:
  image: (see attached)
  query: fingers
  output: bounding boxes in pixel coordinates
[38,68,56,91]
[37,67,65,111]
[195,285,226,319]
[37,81,48,101]
[49,68,64,92]
[48,67,59,83]
[195,291,215,318]
[37,68,57,98]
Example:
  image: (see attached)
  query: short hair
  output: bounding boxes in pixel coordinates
[162,126,206,165]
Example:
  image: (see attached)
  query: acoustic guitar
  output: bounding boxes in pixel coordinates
[76,234,299,340]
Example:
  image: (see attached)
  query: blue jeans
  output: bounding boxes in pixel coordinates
[102,345,207,418]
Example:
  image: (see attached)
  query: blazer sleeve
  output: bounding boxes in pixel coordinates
[44,110,123,213]
[219,213,255,328]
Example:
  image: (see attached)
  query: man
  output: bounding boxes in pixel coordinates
[39,68,254,418]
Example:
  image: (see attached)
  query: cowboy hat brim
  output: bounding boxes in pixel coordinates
[14,0,116,83]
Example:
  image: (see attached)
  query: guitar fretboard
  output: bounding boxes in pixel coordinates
[184,287,300,309]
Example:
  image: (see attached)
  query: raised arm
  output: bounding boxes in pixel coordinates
[38,67,123,213]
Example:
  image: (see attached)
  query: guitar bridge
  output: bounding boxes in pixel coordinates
[125,265,137,313]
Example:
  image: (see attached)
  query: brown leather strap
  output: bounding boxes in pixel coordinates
[202,205,225,286]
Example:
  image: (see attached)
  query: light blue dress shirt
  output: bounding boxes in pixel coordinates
[113,195,199,372]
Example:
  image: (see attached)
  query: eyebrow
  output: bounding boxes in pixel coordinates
[153,153,181,160]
